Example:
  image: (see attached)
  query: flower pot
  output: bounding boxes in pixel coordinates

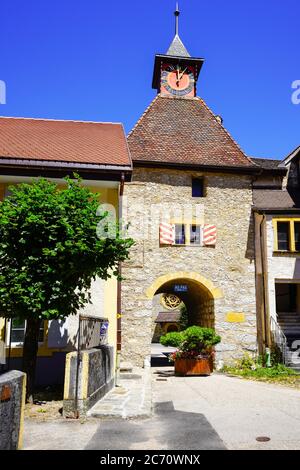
[175,357,213,376]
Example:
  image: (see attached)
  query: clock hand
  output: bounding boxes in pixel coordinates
[178,67,188,81]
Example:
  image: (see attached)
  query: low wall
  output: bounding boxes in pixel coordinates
[63,345,114,418]
[0,370,26,450]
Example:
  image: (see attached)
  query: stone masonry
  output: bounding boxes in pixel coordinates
[121,168,257,367]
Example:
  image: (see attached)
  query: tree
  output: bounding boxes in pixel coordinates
[0,177,134,402]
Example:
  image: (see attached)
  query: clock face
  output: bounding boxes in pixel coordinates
[161,64,195,97]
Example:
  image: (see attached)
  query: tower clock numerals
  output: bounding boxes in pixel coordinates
[161,63,195,96]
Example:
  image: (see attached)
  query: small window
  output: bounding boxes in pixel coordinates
[295,222,300,251]
[190,225,201,245]
[8,319,44,346]
[174,224,186,245]
[192,178,204,198]
[277,222,290,251]
[11,318,26,344]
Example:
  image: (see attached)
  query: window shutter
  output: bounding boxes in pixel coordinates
[160,222,175,245]
[203,225,217,246]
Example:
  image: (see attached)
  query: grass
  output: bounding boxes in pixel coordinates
[223,363,300,388]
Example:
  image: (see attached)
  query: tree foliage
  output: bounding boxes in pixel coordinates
[0,177,134,322]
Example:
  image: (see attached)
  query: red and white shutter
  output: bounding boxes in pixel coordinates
[203,224,217,246]
[159,222,175,245]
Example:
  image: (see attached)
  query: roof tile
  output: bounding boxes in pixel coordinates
[0,117,132,167]
[128,95,255,168]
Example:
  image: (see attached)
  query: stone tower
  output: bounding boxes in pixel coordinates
[121,6,259,367]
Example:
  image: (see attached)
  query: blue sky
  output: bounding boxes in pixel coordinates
[0,0,299,159]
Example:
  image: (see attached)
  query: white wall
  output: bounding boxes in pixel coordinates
[47,277,105,349]
[266,215,300,320]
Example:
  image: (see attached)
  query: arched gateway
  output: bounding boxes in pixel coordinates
[148,272,224,348]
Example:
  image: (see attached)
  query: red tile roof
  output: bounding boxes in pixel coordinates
[0,117,132,167]
[128,95,255,168]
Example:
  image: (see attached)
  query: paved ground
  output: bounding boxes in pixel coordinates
[88,366,152,419]
[24,368,300,450]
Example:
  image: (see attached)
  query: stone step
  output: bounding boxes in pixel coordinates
[119,362,133,373]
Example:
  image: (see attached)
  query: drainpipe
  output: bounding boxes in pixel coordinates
[116,172,125,384]
[259,214,272,363]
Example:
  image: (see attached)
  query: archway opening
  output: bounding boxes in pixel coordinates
[151,277,215,345]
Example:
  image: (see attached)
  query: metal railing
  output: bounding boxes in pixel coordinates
[77,315,109,350]
[270,316,288,365]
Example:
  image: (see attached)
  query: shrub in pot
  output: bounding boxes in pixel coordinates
[160,326,221,376]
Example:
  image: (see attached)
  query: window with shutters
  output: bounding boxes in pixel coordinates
[159,222,216,247]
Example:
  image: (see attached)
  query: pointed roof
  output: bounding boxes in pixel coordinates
[128,95,256,169]
[166,34,190,58]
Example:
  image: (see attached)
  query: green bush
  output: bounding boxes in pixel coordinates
[160,331,183,347]
[223,353,298,379]
[160,326,221,354]
[181,326,221,353]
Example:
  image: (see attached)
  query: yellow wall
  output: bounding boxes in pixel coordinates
[0,180,119,358]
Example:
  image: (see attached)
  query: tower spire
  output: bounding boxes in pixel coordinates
[175,2,180,36]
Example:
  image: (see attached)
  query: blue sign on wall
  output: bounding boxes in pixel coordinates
[174,284,188,293]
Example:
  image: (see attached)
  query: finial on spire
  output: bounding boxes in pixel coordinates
[174,2,180,36]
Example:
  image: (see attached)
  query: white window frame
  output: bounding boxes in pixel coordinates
[5,319,45,347]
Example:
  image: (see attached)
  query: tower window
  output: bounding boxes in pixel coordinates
[174,224,186,245]
[190,225,201,245]
[192,178,204,197]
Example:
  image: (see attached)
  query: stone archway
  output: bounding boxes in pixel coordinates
[146,271,223,301]
[121,271,224,367]
[148,272,224,344]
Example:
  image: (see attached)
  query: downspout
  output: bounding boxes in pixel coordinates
[116,172,125,384]
[259,214,272,360]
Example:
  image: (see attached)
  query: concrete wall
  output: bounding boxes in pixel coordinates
[121,168,257,367]
[63,345,114,418]
[265,215,300,321]
[0,370,26,450]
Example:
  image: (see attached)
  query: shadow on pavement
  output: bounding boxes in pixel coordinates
[85,401,226,450]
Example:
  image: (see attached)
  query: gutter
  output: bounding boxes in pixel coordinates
[254,212,271,359]
[253,207,300,214]
[0,158,132,181]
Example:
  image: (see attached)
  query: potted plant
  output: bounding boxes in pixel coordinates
[160,326,221,376]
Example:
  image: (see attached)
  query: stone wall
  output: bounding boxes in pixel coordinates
[63,345,114,418]
[121,168,257,367]
[0,370,26,450]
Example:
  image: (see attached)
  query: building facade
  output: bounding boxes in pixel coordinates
[0,117,132,384]
[253,148,300,367]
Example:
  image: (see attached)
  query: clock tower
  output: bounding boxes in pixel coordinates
[152,4,204,98]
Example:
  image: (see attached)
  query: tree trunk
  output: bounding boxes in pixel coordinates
[22,317,41,403]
